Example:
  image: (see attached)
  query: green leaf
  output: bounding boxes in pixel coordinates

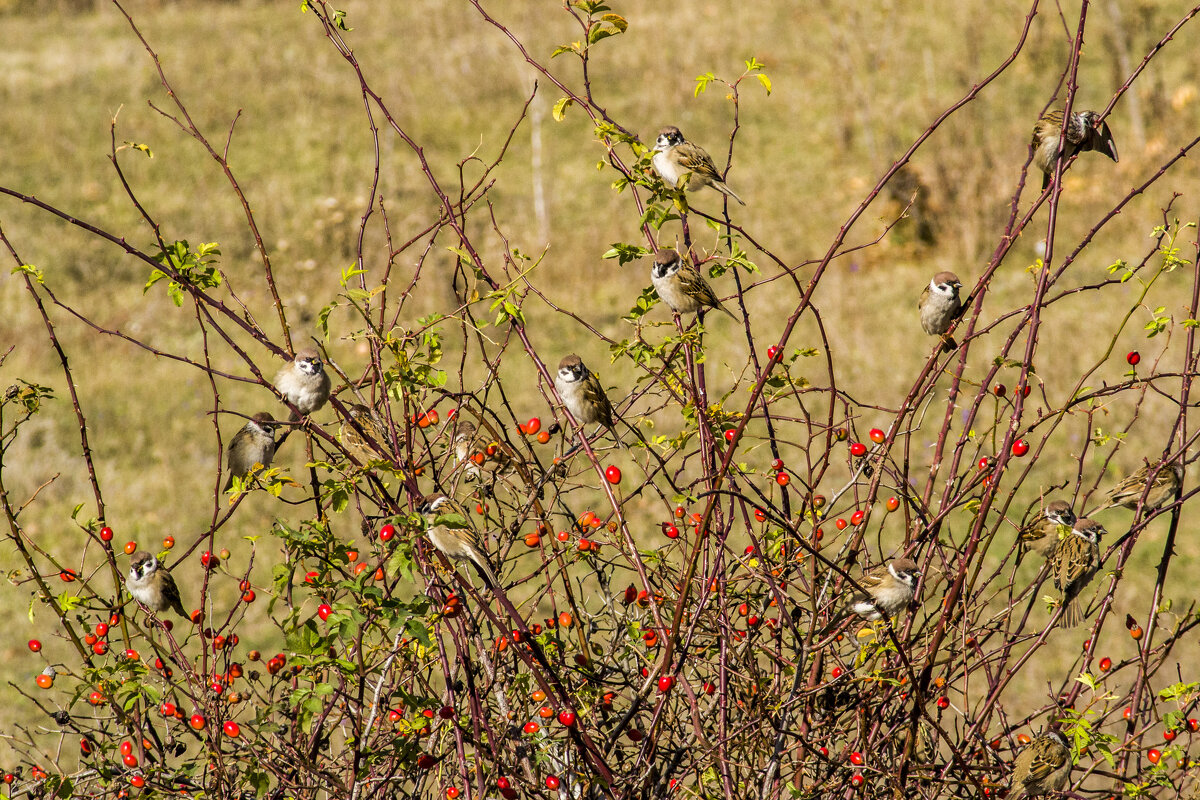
[552,97,574,122]
[756,73,772,95]
[124,142,153,158]
[11,263,44,283]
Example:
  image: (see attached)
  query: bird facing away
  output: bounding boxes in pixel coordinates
[224,412,278,491]
[453,421,515,483]
[126,551,187,617]
[650,249,738,320]
[1051,518,1105,627]
[274,348,331,419]
[555,355,616,430]
[420,495,499,587]
[1010,730,1071,798]
[828,557,922,631]
[1101,462,1182,512]
[339,403,392,466]
[918,272,964,351]
[1017,499,1076,561]
[652,125,746,206]
[1032,109,1118,190]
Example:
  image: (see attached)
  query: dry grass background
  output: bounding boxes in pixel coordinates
[2,0,1199,774]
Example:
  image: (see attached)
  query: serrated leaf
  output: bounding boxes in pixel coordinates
[552,97,573,122]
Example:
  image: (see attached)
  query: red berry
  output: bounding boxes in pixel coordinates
[623,585,637,604]
[130,775,145,788]
[160,702,176,717]
[850,772,864,788]
[496,777,511,790]
[379,524,395,542]
[60,569,77,582]
[868,428,885,443]
[242,589,256,603]
[1099,657,1112,672]
[318,604,332,621]
[767,345,780,360]
[1163,729,1176,741]
[124,541,137,555]
[1123,707,1133,721]
[545,775,561,790]
[1147,748,1161,764]
[850,510,865,526]
[447,789,460,800]
[937,696,949,709]
[849,442,867,457]
[886,496,899,511]
[223,721,240,738]
[1187,718,1199,733]
[523,721,540,734]
[1127,351,1141,366]
[992,383,1007,397]
[724,429,736,443]
[557,709,577,727]
[1011,439,1030,457]
[978,456,992,471]
[416,754,437,770]
[1017,733,1032,745]
[775,471,789,486]
[1021,384,1032,398]
[835,518,847,530]
[771,458,784,470]
[657,675,675,693]
[605,465,622,485]
[88,691,104,705]
[525,417,541,435]
[663,524,679,539]
[849,751,864,766]
[190,713,206,730]
[831,666,843,679]
[703,681,716,695]
[99,526,113,542]
[27,639,41,652]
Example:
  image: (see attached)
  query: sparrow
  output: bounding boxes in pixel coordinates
[1050,518,1105,627]
[650,249,738,320]
[420,495,499,587]
[918,271,964,351]
[1032,109,1118,190]
[652,125,746,206]
[274,348,331,418]
[1010,730,1071,797]
[223,412,277,491]
[827,557,922,630]
[555,355,616,430]
[339,403,391,465]
[453,421,514,483]
[126,551,187,617]
[1017,499,1076,561]
[1101,462,1182,512]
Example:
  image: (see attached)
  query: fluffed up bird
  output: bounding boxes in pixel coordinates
[650,249,738,320]
[126,551,187,617]
[453,421,515,483]
[1101,461,1182,512]
[1017,499,1076,561]
[919,271,964,351]
[224,412,277,491]
[274,348,332,419]
[339,403,392,466]
[555,354,617,431]
[420,495,499,587]
[1032,109,1118,190]
[652,125,746,206]
[1051,517,1105,627]
[826,557,922,631]
[1010,730,1071,798]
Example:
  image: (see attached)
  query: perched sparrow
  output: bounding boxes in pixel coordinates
[420,495,499,586]
[650,249,737,320]
[652,125,746,206]
[274,348,331,418]
[1017,499,1076,561]
[918,271,964,350]
[223,412,277,491]
[1032,109,1118,190]
[828,557,922,629]
[126,551,187,617]
[1051,518,1105,627]
[453,421,514,483]
[1010,730,1071,798]
[1101,462,1182,512]
[555,355,616,430]
[339,403,391,465]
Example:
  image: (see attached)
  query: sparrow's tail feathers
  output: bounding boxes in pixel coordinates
[471,553,500,588]
[1060,596,1085,628]
[716,182,747,206]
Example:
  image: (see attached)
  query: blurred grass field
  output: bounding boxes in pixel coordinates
[2,0,1199,772]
